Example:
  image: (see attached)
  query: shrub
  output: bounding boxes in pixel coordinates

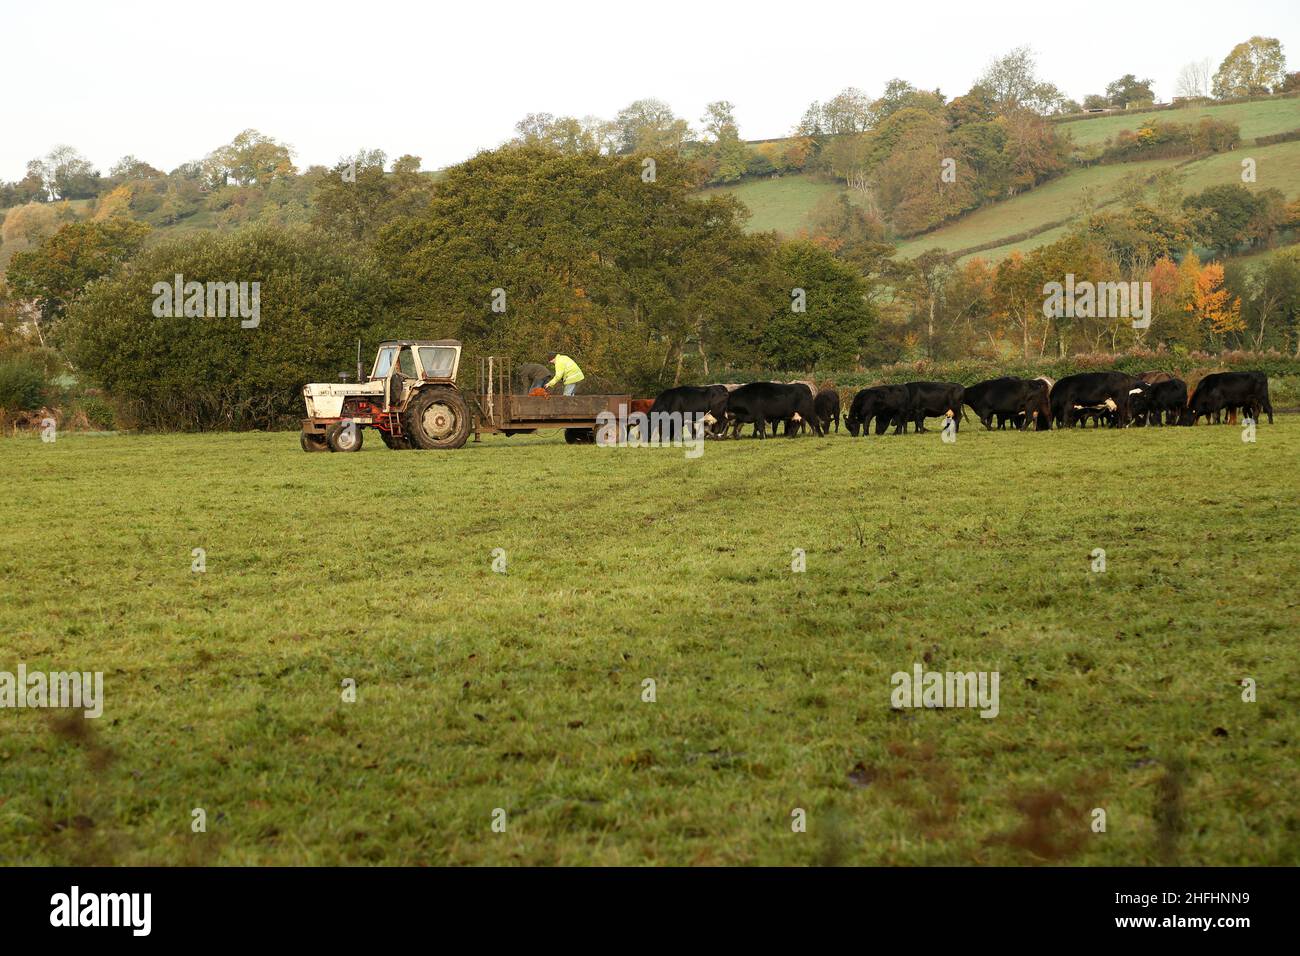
[61,224,394,430]
[0,358,49,411]
[68,392,117,430]
[1100,118,1239,163]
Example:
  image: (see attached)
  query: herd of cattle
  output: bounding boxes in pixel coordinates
[645,370,1276,439]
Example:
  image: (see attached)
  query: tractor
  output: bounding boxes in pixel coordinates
[300,339,471,452]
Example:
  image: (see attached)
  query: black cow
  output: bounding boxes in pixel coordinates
[778,382,818,436]
[1049,372,1141,428]
[1180,372,1273,426]
[814,389,841,435]
[844,385,910,436]
[903,381,966,433]
[647,385,728,441]
[725,382,821,439]
[1142,378,1187,426]
[964,377,1048,431]
[1126,381,1153,427]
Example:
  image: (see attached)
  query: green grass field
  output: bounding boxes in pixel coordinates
[1058,98,1300,151]
[2,421,1297,865]
[899,141,1300,262]
[894,160,1178,259]
[704,175,851,234]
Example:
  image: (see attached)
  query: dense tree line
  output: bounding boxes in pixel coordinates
[5,147,875,428]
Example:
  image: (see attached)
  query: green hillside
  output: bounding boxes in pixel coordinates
[704,97,1300,265]
[903,139,1300,263]
[1058,96,1300,151]
[893,159,1178,259]
[702,175,850,234]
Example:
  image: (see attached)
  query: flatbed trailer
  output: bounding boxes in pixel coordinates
[471,356,632,444]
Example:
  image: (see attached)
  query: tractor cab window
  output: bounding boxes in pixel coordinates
[418,346,457,379]
[397,348,417,377]
[372,346,398,379]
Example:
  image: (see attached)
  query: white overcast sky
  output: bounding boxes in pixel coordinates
[4,0,1298,181]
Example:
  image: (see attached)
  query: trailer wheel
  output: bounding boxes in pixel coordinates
[326,422,364,452]
[301,431,329,453]
[404,388,471,450]
[564,427,596,445]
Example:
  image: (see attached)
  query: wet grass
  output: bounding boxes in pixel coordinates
[0,419,1297,865]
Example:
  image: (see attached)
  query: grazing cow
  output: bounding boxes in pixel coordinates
[1049,372,1141,428]
[844,385,910,436]
[1123,380,1154,426]
[903,381,966,433]
[647,385,729,441]
[1180,371,1273,426]
[1137,370,1174,385]
[775,381,817,436]
[1026,378,1052,430]
[725,382,821,439]
[964,377,1047,431]
[1142,378,1187,426]
[814,389,841,434]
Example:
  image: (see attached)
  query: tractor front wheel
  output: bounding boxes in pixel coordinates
[404,388,471,450]
[326,422,364,452]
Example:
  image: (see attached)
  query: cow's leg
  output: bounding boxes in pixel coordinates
[755,415,766,439]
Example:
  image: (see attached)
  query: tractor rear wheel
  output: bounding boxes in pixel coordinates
[301,431,329,452]
[404,387,471,450]
[326,422,364,452]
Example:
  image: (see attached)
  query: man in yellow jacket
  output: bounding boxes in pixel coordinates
[544,351,585,395]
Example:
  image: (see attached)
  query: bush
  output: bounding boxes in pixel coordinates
[68,392,117,430]
[62,224,394,430]
[0,358,49,411]
[1101,118,1239,163]
[1253,128,1300,147]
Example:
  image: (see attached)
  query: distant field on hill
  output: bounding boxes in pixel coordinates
[894,159,1177,259]
[952,225,1071,265]
[704,176,850,234]
[897,139,1300,262]
[1058,97,1300,151]
[697,97,1300,263]
[1178,139,1300,195]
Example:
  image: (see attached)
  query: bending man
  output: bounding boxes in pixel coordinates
[544,351,585,396]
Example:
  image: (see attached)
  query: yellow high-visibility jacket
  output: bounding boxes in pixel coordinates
[545,354,585,388]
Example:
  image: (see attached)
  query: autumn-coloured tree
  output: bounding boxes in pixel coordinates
[1191,262,1243,338]
[1146,256,1199,347]
[992,251,1044,359]
[1212,37,1287,97]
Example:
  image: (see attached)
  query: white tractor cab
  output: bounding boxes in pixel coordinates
[300,339,470,452]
